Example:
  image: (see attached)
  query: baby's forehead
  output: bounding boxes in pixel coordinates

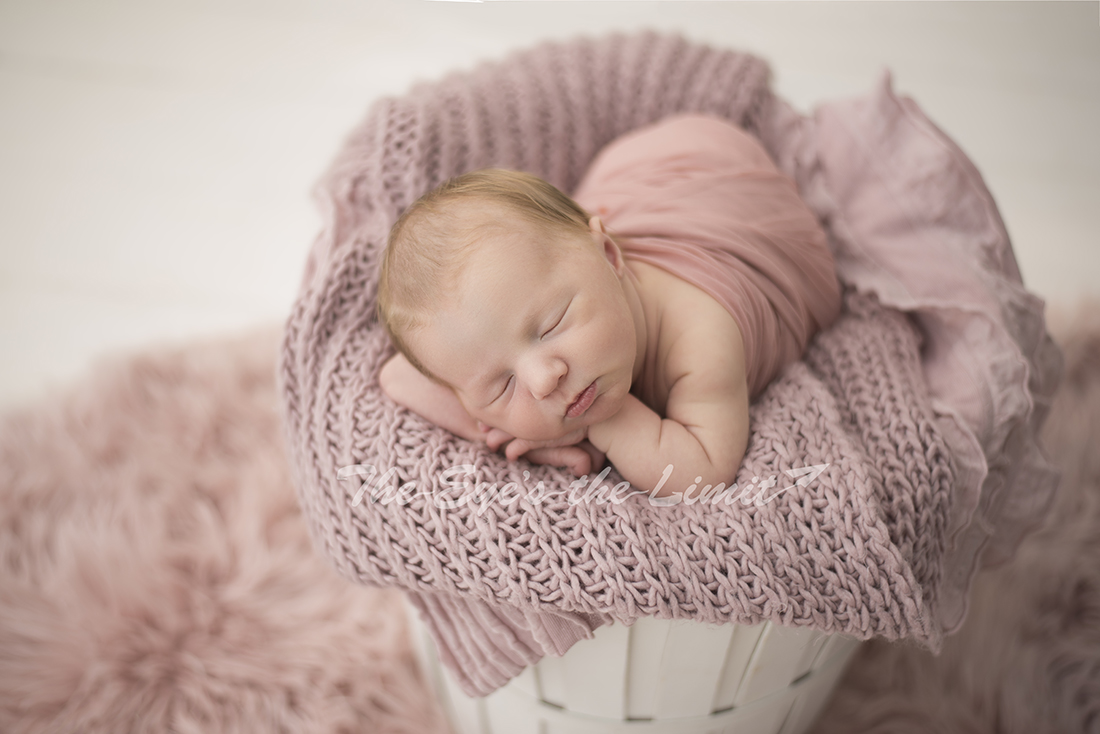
[440,196,533,232]
[437,198,560,257]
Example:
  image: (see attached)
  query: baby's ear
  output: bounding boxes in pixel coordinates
[589,216,626,276]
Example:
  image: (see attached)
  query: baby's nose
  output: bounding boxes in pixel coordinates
[529,357,567,400]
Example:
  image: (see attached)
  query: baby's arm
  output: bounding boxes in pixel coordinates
[604,305,751,496]
[588,381,749,498]
[379,353,484,442]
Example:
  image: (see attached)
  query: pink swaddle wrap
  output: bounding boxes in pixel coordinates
[573,114,842,397]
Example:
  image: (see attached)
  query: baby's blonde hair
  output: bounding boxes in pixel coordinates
[378,168,592,384]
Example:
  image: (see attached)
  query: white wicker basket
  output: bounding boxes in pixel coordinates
[406,601,862,734]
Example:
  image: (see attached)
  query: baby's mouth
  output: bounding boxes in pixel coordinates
[566,381,598,419]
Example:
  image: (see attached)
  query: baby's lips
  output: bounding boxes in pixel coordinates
[477,421,491,433]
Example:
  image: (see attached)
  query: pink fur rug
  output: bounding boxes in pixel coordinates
[1,304,1098,733]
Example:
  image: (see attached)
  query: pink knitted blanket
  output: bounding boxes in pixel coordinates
[279,34,1061,697]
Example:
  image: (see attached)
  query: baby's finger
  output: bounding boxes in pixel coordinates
[577,441,606,474]
[523,447,592,477]
[562,447,593,477]
[485,428,514,451]
[504,439,535,463]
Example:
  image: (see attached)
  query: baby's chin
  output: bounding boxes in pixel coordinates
[515,425,578,443]
[494,419,586,444]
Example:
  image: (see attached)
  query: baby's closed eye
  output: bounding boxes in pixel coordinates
[494,375,514,402]
[540,318,560,339]
[541,299,571,339]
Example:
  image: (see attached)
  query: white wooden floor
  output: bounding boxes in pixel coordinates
[1,1,1098,410]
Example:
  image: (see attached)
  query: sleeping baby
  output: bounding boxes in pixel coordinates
[377,114,841,497]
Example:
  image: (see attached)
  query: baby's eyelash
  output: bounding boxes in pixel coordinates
[496,375,514,401]
[542,301,570,339]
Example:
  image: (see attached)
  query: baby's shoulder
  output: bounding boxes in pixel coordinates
[631,260,745,385]
[629,259,749,438]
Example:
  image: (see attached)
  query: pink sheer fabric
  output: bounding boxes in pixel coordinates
[573,114,842,398]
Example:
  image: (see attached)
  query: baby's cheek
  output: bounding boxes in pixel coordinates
[504,410,561,443]
[472,407,531,440]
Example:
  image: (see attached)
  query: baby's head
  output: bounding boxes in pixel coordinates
[378,169,593,383]
[378,168,639,442]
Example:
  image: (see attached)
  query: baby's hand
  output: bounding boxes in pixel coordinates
[492,428,589,462]
[478,423,605,477]
[477,421,515,453]
[521,443,605,477]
